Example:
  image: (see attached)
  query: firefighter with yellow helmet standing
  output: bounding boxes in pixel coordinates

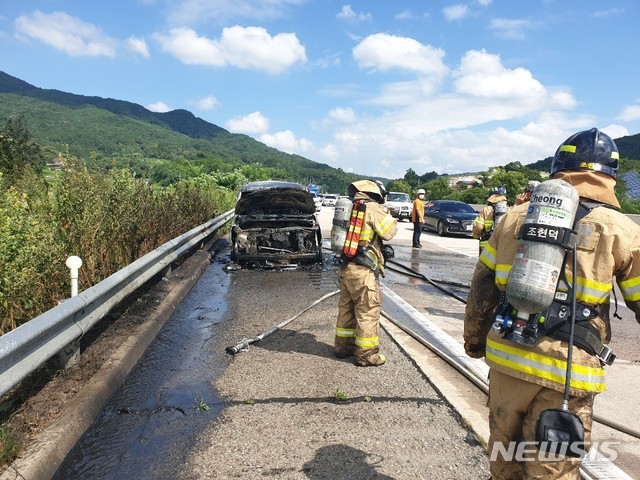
[464,128,640,479]
[472,186,508,256]
[334,179,398,366]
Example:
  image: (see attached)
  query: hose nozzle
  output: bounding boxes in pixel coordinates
[225,338,250,356]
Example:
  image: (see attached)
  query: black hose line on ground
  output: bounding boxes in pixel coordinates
[385,259,468,304]
[225,290,340,356]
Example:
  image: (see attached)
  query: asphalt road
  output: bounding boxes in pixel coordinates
[8,205,637,479]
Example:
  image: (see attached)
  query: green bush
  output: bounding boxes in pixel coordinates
[0,157,235,334]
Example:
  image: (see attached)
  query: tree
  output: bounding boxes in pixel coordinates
[424,177,452,200]
[0,116,45,185]
[386,179,412,194]
[490,170,528,204]
[419,171,439,183]
[403,168,419,188]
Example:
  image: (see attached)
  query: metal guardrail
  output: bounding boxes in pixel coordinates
[0,210,234,397]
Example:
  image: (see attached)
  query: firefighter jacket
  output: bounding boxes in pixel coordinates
[411,197,425,223]
[472,194,507,251]
[464,190,640,397]
[351,192,398,275]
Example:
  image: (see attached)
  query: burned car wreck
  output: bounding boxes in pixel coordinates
[230,180,323,266]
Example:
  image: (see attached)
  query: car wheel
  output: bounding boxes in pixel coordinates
[437,221,446,236]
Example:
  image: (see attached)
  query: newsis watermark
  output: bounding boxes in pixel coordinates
[490,441,620,462]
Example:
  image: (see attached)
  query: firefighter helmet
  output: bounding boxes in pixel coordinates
[348,179,387,203]
[525,180,540,193]
[486,186,507,203]
[551,128,619,179]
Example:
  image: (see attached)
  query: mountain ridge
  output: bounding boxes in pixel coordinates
[1,70,638,187]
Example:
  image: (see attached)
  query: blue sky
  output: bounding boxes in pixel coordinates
[1,0,639,180]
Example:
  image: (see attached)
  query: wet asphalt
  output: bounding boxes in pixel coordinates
[51,243,491,479]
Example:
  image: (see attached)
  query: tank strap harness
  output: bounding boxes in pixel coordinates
[336,200,380,273]
[493,201,615,366]
[482,201,508,241]
[342,199,366,258]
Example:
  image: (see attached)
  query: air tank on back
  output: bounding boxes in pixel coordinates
[330,197,353,254]
[506,179,579,320]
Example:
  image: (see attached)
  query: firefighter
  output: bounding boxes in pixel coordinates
[472,186,507,256]
[411,188,426,248]
[463,128,640,479]
[514,180,541,206]
[335,179,398,366]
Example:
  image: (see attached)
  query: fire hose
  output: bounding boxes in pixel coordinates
[225,289,340,355]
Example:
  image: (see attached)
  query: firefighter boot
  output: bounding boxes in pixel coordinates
[355,353,386,367]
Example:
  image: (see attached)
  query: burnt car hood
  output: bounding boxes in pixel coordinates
[235,181,316,215]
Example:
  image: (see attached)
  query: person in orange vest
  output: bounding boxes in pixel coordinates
[464,128,640,479]
[334,179,397,366]
[411,188,426,248]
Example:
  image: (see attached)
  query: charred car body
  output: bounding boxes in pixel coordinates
[230,181,323,266]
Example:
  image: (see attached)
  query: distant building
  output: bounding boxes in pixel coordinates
[46,156,64,170]
[448,176,480,189]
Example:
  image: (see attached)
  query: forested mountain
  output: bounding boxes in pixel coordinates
[0,71,358,192]
[1,70,638,191]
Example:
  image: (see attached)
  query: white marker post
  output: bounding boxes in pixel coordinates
[59,256,83,368]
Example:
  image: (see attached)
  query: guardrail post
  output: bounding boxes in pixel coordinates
[58,256,83,368]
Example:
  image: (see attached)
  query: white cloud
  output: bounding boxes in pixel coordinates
[320,144,340,162]
[591,8,624,18]
[167,0,306,26]
[327,107,356,123]
[126,36,150,58]
[219,25,306,74]
[260,130,312,154]
[476,0,493,5]
[602,124,629,139]
[336,5,372,22]
[365,79,442,107]
[312,49,584,178]
[490,18,542,40]
[226,111,270,134]
[617,105,640,122]
[195,96,220,111]
[395,10,416,21]
[353,33,448,78]
[153,28,225,66]
[153,26,306,74]
[442,4,469,21]
[15,10,118,57]
[147,101,171,112]
[453,49,546,100]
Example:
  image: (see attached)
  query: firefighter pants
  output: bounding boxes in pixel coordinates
[487,369,594,480]
[335,262,383,365]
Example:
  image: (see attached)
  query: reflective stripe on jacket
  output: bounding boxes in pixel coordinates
[486,337,605,393]
[465,199,640,396]
[472,205,495,252]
